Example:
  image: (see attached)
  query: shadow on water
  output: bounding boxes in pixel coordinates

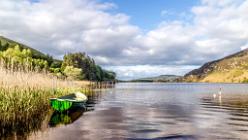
[49,106,94,127]
[128,134,196,140]
[0,111,50,139]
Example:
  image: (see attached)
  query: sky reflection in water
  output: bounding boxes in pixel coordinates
[4,83,248,140]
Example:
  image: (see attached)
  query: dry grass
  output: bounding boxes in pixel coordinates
[201,69,248,83]
[0,66,93,136]
[0,67,90,90]
[184,49,248,83]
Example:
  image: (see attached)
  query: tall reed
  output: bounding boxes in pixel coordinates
[0,66,91,131]
[0,47,95,138]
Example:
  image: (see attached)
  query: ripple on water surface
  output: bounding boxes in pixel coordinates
[2,83,248,140]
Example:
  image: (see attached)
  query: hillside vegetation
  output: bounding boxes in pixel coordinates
[0,36,54,63]
[0,36,115,81]
[184,49,248,83]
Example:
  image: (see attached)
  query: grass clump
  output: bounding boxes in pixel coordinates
[0,67,91,116]
[0,67,92,138]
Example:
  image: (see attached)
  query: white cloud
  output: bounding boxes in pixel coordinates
[0,0,248,79]
[0,0,139,60]
[241,43,248,50]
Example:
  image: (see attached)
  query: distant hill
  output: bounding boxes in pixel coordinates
[131,75,182,82]
[0,36,58,66]
[0,36,50,59]
[183,48,248,83]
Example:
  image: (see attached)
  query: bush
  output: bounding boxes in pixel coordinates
[63,66,84,80]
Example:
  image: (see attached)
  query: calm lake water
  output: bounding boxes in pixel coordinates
[3,83,248,140]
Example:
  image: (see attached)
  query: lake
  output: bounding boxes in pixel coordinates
[2,83,248,139]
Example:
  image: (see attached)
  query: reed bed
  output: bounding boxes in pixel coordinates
[0,67,92,138]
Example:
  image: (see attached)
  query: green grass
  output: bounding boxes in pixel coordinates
[0,87,91,120]
[0,67,93,138]
[0,86,92,138]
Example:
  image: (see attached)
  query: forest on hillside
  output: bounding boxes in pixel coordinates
[0,37,116,81]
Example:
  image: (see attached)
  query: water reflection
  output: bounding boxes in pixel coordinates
[49,107,86,127]
[48,93,100,128]
[49,103,96,128]
[0,92,99,140]
[0,111,50,139]
[197,93,248,139]
[2,83,248,139]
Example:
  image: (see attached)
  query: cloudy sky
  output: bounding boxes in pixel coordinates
[0,0,248,80]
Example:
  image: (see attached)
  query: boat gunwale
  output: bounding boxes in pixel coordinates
[49,98,87,103]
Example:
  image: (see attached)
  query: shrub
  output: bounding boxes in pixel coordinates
[63,66,84,80]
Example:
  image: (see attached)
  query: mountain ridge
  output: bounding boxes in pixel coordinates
[183,48,248,83]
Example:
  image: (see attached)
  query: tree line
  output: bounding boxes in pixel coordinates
[0,40,116,81]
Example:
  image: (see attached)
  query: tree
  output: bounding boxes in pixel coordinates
[95,65,103,81]
[0,45,49,71]
[0,42,9,51]
[61,52,116,81]
[62,53,95,80]
[51,60,62,68]
[63,66,84,80]
[103,70,116,81]
[61,52,86,69]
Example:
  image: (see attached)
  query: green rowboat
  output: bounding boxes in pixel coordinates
[50,92,88,112]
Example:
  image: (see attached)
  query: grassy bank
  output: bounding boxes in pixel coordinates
[0,67,91,131]
[0,36,115,138]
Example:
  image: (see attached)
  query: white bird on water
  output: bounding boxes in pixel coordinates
[218,88,222,96]
[213,93,216,98]
[213,88,222,98]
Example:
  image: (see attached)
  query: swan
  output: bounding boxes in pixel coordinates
[213,93,217,98]
[213,88,222,98]
[218,88,222,96]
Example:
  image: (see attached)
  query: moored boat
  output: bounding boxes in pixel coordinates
[50,92,88,111]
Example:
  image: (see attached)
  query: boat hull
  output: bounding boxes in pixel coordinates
[50,99,86,112]
[50,92,88,112]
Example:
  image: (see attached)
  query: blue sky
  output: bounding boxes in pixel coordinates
[1,0,248,80]
[100,0,198,30]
